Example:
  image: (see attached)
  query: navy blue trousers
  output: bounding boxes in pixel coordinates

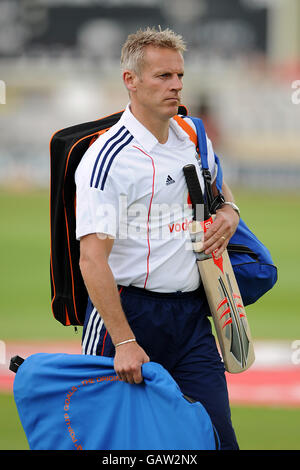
[82,285,239,450]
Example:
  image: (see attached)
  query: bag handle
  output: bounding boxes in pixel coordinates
[188,116,225,213]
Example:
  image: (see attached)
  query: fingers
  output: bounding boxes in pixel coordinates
[116,365,142,384]
[124,365,143,384]
[116,363,145,384]
[203,206,239,257]
[114,344,150,385]
[203,231,229,257]
[203,222,229,257]
[203,218,231,257]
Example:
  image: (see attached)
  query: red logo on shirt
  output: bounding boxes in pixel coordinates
[168,218,193,233]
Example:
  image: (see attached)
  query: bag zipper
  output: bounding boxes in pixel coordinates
[227,243,259,261]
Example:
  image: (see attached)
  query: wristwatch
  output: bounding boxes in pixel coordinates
[221,201,240,218]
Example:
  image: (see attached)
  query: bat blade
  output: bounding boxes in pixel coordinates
[198,252,255,373]
[184,164,255,373]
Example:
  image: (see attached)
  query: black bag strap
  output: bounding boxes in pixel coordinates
[188,116,225,213]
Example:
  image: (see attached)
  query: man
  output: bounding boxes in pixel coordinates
[75,27,240,450]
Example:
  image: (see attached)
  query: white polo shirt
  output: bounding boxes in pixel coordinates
[75,104,217,292]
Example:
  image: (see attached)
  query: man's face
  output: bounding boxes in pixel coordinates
[131,45,184,120]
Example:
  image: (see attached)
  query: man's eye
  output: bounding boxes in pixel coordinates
[158,73,184,79]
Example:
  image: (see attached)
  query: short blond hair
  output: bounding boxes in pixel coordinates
[121,26,186,75]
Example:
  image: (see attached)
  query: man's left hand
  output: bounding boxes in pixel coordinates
[202,204,240,258]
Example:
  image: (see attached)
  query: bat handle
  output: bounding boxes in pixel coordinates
[183,164,211,221]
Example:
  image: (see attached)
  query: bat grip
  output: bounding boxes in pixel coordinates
[183,164,211,220]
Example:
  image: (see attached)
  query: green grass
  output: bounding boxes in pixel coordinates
[232,188,300,339]
[0,393,29,450]
[231,405,300,450]
[0,187,299,451]
[0,188,75,341]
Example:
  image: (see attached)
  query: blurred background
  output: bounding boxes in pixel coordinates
[0,0,300,451]
[1,0,300,188]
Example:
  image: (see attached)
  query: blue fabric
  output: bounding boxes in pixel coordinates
[189,116,223,192]
[228,218,278,305]
[188,116,278,305]
[82,286,239,450]
[13,353,218,451]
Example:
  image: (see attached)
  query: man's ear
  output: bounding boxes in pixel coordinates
[123,70,138,93]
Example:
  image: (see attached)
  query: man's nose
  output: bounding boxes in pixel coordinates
[171,74,183,91]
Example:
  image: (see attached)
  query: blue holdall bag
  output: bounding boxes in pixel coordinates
[188,116,278,306]
[10,353,219,451]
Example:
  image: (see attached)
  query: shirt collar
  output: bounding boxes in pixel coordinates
[119,104,158,152]
[120,104,188,152]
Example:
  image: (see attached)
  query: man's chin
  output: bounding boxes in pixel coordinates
[164,101,180,118]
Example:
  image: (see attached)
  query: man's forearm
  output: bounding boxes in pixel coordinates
[203,180,240,256]
[79,234,150,384]
[212,180,235,203]
[220,181,235,203]
[80,256,135,346]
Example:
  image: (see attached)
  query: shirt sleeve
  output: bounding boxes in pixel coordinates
[74,143,128,241]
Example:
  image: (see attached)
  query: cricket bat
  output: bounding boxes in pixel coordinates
[183,164,255,373]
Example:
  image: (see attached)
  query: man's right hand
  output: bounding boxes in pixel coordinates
[114,341,150,384]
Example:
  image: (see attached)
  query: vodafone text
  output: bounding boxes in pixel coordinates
[102,453,197,466]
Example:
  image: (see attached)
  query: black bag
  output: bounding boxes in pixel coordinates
[50,110,124,326]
